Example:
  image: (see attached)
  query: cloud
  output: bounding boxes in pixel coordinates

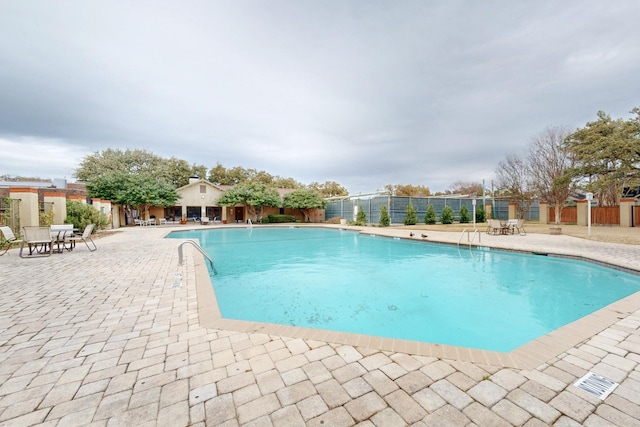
[0,1,638,193]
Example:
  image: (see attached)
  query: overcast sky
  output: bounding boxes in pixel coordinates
[1,1,638,194]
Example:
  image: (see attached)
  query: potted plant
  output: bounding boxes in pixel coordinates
[180,214,187,225]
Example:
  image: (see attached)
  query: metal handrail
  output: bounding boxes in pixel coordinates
[458,228,481,247]
[178,240,217,275]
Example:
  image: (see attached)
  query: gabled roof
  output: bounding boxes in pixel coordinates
[176,179,224,192]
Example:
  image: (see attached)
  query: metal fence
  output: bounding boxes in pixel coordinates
[326,196,540,224]
[0,198,20,232]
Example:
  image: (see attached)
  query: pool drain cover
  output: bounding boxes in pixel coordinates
[574,372,618,400]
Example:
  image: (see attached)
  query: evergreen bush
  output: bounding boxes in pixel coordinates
[379,205,390,227]
[354,207,367,225]
[65,200,109,231]
[403,203,418,225]
[475,206,486,223]
[424,204,436,224]
[440,205,455,224]
[459,205,471,223]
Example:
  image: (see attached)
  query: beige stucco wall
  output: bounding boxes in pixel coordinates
[10,188,39,227]
[176,179,225,220]
[44,191,67,224]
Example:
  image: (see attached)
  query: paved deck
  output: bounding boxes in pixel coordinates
[1,224,640,426]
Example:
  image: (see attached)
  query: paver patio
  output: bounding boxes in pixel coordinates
[1,224,639,426]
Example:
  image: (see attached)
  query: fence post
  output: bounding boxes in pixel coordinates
[539,201,549,224]
[620,198,635,227]
[576,200,588,226]
[508,202,518,219]
[10,187,39,227]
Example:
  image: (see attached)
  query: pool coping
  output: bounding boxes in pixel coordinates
[190,226,640,370]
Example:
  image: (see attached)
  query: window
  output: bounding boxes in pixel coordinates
[200,185,206,194]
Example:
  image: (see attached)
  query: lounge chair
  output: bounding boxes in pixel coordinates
[68,224,97,252]
[0,226,23,255]
[20,226,54,258]
[147,218,156,226]
[159,218,167,225]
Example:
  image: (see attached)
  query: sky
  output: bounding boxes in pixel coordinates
[1,1,639,194]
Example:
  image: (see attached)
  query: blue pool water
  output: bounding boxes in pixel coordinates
[168,227,640,352]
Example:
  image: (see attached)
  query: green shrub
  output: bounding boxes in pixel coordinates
[65,200,109,232]
[475,206,486,223]
[440,205,455,224]
[267,214,296,223]
[459,205,470,223]
[379,205,390,227]
[354,207,367,226]
[424,204,436,224]
[403,203,418,225]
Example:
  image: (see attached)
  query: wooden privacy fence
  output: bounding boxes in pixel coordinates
[549,207,577,224]
[592,206,620,225]
[550,206,620,225]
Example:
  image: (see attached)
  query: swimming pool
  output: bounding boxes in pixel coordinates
[168,227,640,352]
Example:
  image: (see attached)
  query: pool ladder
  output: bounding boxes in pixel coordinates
[178,240,217,275]
[458,228,481,247]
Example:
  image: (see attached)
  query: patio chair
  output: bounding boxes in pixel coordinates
[20,226,54,258]
[514,219,526,235]
[0,226,23,256]
[486,219,502,235]
[68,224,97,252]
[201,217,210,225]
[50,224,75,252]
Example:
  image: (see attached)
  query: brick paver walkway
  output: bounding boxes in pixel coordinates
[1,225,639,426]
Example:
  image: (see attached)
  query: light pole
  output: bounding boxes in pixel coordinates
[586,192,593,236]
[472,199,477,230]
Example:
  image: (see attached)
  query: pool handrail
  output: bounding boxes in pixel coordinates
[178,240,217,275]
[458,228,481,247]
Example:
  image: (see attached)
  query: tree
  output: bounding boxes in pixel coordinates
[379,205,390,227]
[440,205,455,224]
[354,206,367,225]
[564,109,640,206]
[86,172,179,220]
[528,126,574,224]
[495,153,536,220]
[403,203,418,225]
[424,204,436,224]
[308,181,348,198]
[75,148,165,182]
[282,189,326,222]
[384,184,431,196]
[447,181,483,196]
[216,182,281,222]
[459,205,471,223]
[273,177,303,189]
